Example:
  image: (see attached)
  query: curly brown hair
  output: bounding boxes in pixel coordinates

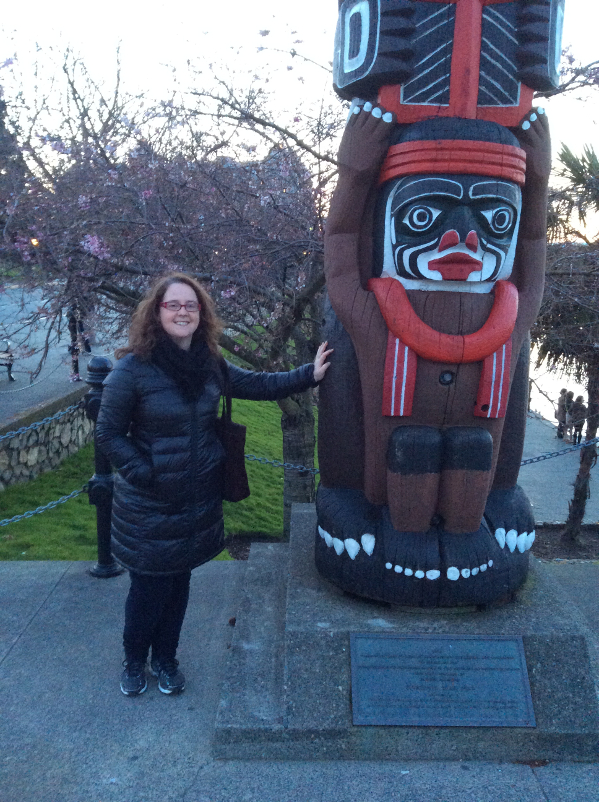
[115,273,222,360]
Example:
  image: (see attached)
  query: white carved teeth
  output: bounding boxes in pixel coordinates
[447,563,490,580]
[318,525,334,548]
[344,538,360,560]
[387,564,439,580]
[384,563,481,581]
[321,520,533,579]
[494,528,535,552]
[332,537,345,556]
[319,527,376,559]
[506,529,518,553]
[361,533,375,556]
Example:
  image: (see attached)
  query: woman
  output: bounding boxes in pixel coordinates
[95,273,331,697]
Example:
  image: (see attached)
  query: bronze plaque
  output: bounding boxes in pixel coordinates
[350,634,535,727]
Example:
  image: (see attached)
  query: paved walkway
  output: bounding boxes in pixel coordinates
[1,556,598,802]
[0,283,121,428]
[520,413,599,524]
[1,413,598,800]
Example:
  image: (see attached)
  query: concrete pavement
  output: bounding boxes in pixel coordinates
[1,413,599,800]
[1,556,599,801]
[520,412,599,525]
[0,283,122,427]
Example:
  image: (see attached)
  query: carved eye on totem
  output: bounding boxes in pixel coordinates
[401,204,443,233]
[479,206,516,237]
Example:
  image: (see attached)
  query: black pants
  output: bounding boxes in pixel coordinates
[123,570,191,663]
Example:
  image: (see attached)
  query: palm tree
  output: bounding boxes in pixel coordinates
[532,144,599,543]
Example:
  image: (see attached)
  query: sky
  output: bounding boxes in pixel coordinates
[1,0,597,155]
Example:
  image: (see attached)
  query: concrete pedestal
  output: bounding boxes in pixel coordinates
[214,505,599,761]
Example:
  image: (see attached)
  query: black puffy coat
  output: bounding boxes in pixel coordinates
[95,354,316,575]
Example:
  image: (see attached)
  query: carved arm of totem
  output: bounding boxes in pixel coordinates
[325,104,395,333]
[510,109,551,345]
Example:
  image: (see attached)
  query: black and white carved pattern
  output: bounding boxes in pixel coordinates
[400,3,455,106]
[478,2,520,106]
[516,0,564,92]
[333,0,417,99]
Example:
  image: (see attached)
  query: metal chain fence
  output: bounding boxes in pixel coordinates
[244,453,320,475]
[0,402,83,443]
[520,436,599,465]
[0,486,87,528]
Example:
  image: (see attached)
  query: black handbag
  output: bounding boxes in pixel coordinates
[215,360,250,502]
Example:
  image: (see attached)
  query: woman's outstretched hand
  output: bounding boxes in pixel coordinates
[313,341,333,383]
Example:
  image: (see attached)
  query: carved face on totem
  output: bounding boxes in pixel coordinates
[379,174,522,293]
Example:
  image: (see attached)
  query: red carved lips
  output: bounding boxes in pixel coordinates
[428,252,483,281]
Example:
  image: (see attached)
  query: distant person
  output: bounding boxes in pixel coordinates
[564,390,575,442]
[95,273,332,697]
[67,304,92,382]
[570,395,587,445]
[555,387,567,439]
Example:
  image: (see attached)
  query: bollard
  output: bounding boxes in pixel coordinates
[84,356,124,578]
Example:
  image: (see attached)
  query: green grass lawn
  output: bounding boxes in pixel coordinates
[0,398,309,561]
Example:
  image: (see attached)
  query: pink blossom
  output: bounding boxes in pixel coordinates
[141,189,153,199]
[14,236,32,261]
[81,234,110,260]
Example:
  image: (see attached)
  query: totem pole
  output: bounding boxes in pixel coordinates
[316,0,562,607]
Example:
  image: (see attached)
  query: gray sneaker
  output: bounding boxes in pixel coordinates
[120,660,147,696]
[150,657,185,695]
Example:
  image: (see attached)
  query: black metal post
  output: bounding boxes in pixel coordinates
[84,356,124,578]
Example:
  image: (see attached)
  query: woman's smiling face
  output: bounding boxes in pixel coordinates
[159,282,201,350]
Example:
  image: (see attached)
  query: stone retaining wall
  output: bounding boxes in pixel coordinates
[0,387,93,492]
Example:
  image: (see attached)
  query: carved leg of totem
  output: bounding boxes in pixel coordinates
[437,428,493,534]
[386,426,441,532]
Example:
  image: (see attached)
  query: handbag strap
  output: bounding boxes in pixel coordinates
[219,358,233,422]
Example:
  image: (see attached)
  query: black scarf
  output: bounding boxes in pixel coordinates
[152,335,220,402]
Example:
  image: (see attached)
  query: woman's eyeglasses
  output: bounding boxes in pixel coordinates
[160,301,200,312]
